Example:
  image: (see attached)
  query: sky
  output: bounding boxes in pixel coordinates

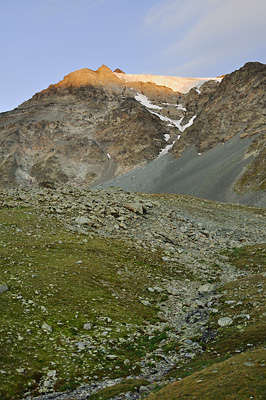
[1,0,266,112]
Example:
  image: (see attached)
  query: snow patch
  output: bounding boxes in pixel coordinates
[135,93,162,109]
[162,102,187,111]
[177,104,187,111]
[116,72,222,93]
[149,111,195,133]
[135,91,197,157]
[149,111,183,130]
[181,115,196,131]
[158,142,175,158]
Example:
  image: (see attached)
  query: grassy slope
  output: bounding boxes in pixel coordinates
[147,348,266,400]
[0,206,182,399]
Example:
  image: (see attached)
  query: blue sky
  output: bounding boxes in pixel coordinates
[1,0,266,112]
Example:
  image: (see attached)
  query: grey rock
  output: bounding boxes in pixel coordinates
[198,283,215,295]
[83,323,93,331]
[153,286,164,293]
[106,354,118,359]
[141,300,151,306]
[125,202,146,215]
[75,216,91,225]
[167,287,179,296]
[218,317,233,327]
[0,285,9,294]
[139,385,149,392]
[76,342,86,351]
[41,322,53,333]
[184,352,196,359]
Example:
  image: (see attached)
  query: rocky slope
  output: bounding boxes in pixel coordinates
[0,186,266,399]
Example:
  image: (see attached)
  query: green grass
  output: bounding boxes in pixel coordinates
[225,244,266,273]
[147,347,266,400]
[0,206,183,399]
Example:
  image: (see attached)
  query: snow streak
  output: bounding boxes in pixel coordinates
[134,93,197,157]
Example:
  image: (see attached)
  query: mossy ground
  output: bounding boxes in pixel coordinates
[0,206,184,399]
[147,244,266,399]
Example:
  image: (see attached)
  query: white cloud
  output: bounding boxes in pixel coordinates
[142,0,266,76]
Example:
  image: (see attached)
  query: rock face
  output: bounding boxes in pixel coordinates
[0,66,174,187]
[172,62,266,192]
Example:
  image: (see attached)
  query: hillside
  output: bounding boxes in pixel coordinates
[0,187,266,399]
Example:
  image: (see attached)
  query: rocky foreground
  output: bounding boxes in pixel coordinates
[0,187,266,399]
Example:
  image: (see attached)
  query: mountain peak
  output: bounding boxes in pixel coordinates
[54,65,122,88]
[96,64,113,74]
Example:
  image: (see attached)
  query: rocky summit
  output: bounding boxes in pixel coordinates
[0,62,266,400]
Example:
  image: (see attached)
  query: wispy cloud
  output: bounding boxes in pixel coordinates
[142,0,266,76]
[143,0,222,34]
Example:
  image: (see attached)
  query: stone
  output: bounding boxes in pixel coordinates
[184,352,196,359]
[141,300,151,306]
[83,323,93,330]
[167,287,179,296]
[0,285,9,294]
[218,317,233,327]
[106,354,118,359]
[243,362,255,367]
[42,322,53,333]
[75,216,91,225]
[139,386,149,393]
[153,286,164,293]
[198,283,215,295]
[125,202,146,215]
[76,342,86,351]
